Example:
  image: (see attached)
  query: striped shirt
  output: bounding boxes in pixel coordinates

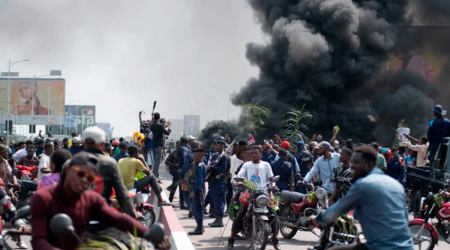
[18,155,40,167]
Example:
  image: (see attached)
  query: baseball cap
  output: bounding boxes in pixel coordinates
[82,126,106,145]
[72,137,81,144]
[281,141,290,150]
[297,141,305,147]
[215,140,226,145]
[104,141,112,149]
[187,135,196,140]
[319,141,331,149]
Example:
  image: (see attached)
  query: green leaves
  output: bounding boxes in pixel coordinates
[242,98,271,135]
[282,103,313,144]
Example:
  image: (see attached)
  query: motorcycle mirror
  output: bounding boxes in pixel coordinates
[272,175,280,183]
[50,213,76,237]
[294,173,302,181]
[13,206,30,221]
[234,177,244,183]
[143,222,166,246]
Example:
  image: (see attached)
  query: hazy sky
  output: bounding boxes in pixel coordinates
[0,0,264,136]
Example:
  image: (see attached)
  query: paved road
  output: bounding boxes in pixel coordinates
[158,168,448,250]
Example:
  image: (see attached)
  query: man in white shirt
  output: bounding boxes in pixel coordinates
[13,140,33,160]
[37,143,54,180]
[228,146,280,250]
[301,142,340,194]
[405,134,429,167]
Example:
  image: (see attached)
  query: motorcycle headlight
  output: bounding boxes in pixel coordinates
[256,194,270,208]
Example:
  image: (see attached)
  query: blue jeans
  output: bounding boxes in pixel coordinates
[152,147,162,177]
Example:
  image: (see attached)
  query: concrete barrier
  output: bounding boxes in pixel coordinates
[149,186,195,250]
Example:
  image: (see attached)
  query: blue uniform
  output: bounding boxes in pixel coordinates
[387,157,404,184]
[271,159,292,191]
[69,146,83,155]
[261,150,275,163]
[180,149,194,210]
[190,161,207,224]
[177,145,189,205]
[208,152,230,217]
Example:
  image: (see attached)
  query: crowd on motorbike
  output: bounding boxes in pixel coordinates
[0,121,173,250]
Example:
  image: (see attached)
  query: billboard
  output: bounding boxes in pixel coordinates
[96,123,111,139]
[183,115,200,136]
[65,105,96,135]
[0,78,65,125]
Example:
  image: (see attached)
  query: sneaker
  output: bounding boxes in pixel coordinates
[158,201,172,206]
[272,239,281,250]
[17,241,28,249]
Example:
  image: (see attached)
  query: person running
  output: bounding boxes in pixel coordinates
[310,146,413,250]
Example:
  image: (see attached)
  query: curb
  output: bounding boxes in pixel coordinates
[150,187,195,250]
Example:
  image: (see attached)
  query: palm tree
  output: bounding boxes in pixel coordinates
[242,98,271,135]
[282,103,313,144]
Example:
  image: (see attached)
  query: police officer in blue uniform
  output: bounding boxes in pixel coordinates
[188,147,207,235]
[271,148,293,191]
[180,140,199,217]
[207,139,230,227]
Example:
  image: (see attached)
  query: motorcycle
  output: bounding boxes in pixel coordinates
[50,213,166,250]
[0,206,31,250]
[307,214,361,250]
[129,189,156,228]
[409,185,450,250]
[278,174,327,239]
[233,175,280,250]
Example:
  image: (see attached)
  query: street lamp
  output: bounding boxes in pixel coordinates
[196,101,207,126]
[5,59,30,145]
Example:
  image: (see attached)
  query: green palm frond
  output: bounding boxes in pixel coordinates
[242,98,271,135]
[282,103,313,144]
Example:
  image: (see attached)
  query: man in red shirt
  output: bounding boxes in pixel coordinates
[30,152,170,250]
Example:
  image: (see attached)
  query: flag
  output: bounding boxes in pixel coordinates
[248,133,255,145]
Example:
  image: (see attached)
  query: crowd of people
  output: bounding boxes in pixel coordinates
[0,104,449,250]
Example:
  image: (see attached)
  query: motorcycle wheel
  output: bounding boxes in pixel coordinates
[279,207,297,239]
[253,220,269,250]
[413,191,422,219]
[140,208,156,228]
[409,224,436,250]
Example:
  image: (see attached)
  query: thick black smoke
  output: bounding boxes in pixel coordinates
[198,120,238,149]
[201,0,450,146]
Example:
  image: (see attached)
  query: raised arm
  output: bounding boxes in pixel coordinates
[139,111,143,126]
[329,129,339,144]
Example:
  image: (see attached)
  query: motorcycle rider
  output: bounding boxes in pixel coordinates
[309,145,413,250]
[227,145,280,250]
[30,152,171,250]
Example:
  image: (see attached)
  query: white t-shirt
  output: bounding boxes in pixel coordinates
[38,154,51,180]
[230,154,244,179]
[237,161,273,189]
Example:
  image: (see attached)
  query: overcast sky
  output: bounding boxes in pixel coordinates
[0,0,264,136]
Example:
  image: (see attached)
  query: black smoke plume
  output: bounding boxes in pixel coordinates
[200,0,450,147]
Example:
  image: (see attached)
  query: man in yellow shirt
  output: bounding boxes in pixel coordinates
[118,144,170,206]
